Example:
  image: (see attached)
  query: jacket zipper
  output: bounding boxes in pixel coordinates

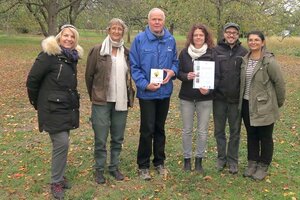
[57,64,63,80]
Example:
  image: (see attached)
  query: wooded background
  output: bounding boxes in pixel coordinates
[1,0,300,41]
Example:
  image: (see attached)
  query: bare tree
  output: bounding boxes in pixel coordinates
[0,0,90,36]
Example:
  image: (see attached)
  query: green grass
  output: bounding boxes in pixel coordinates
[0,31,299,199]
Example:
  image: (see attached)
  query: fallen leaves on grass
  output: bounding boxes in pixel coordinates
[9,173,25,179]
[203,175,212,181]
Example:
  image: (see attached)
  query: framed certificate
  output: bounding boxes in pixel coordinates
[193,61,215,89]
[150,69,163,83]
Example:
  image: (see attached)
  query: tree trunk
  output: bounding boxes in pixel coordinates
[169,23,174,35]
[127,28,131,43]
[47,1,59,36]
[216,0,223,41]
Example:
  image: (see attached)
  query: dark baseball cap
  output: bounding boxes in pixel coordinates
[223,22,240,31]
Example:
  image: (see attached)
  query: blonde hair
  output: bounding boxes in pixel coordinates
[106,18,128,35]
[55,25,79,49]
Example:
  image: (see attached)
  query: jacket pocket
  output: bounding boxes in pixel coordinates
[48,93,71,112]
[256,94,272,115]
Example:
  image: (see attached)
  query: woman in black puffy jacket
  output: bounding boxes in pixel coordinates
[26,24,83,199]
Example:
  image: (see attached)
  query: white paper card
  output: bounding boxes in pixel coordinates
[150,69,164,83]
[193,61,215,89]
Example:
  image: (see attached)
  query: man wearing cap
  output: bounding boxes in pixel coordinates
[213,22,247,174]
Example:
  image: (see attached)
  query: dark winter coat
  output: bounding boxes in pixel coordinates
[214,39,248,103]
[26,36,84,133]
[177,47,220,101]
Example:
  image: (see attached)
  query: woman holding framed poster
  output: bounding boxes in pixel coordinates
[177,24,220,174]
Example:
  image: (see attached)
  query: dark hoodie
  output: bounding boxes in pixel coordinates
[214,39,247,103]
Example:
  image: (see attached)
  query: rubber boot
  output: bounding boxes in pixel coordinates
[195,157,204,174]
[243,160,257,177]
[183,158,191,171]
[252,162,269,181]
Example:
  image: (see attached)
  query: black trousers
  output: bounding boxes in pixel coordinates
[242,99,274,165]
[137,98,170,169]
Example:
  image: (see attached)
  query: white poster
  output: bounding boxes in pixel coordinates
[150,69,164,84]
[193,61,215,89]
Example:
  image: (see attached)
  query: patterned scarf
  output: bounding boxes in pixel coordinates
[60,46,79,61]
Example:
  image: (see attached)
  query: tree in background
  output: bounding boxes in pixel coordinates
[1,0,300,39]
[0,0,90,36]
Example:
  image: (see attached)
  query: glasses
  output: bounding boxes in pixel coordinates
[225,31,238,36]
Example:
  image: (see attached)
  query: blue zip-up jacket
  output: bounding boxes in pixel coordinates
[130,26,178,100]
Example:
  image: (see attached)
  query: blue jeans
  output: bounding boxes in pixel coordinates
[137,98,170,169]
[180,99,212,158]
[213,100,241,165]
[91,103,128,171]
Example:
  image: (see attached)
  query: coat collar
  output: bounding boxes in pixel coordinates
[41,36,83,58]
[145,26,172,42]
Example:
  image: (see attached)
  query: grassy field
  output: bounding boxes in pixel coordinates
[0,31,299,200]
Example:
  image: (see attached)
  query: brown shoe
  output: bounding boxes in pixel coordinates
[95,170,106,184]
[216,159,226,172]
[229,163,238,174]
[109,169,124,181]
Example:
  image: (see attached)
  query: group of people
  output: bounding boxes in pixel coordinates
[26,7,285,200]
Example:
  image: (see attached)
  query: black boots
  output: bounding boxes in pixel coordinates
[195,157,204,174]
[183,158,191,171]
[183,157,204,174]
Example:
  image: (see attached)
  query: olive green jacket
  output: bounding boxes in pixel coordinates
[239,51,286,126]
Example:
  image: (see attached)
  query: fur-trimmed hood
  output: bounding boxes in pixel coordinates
[41,36,84,58]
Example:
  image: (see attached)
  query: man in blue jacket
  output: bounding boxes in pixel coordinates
[130,7,178,180]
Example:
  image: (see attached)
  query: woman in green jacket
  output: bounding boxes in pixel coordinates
[239,31,285,181]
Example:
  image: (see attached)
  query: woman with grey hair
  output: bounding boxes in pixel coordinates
[85,18,135,184]
[26,24,83,199]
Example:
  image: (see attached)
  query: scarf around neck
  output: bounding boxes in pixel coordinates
[100,35,128,111]
[188,43,208,61]
[100,35,124,56]
[60,46,79,61]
